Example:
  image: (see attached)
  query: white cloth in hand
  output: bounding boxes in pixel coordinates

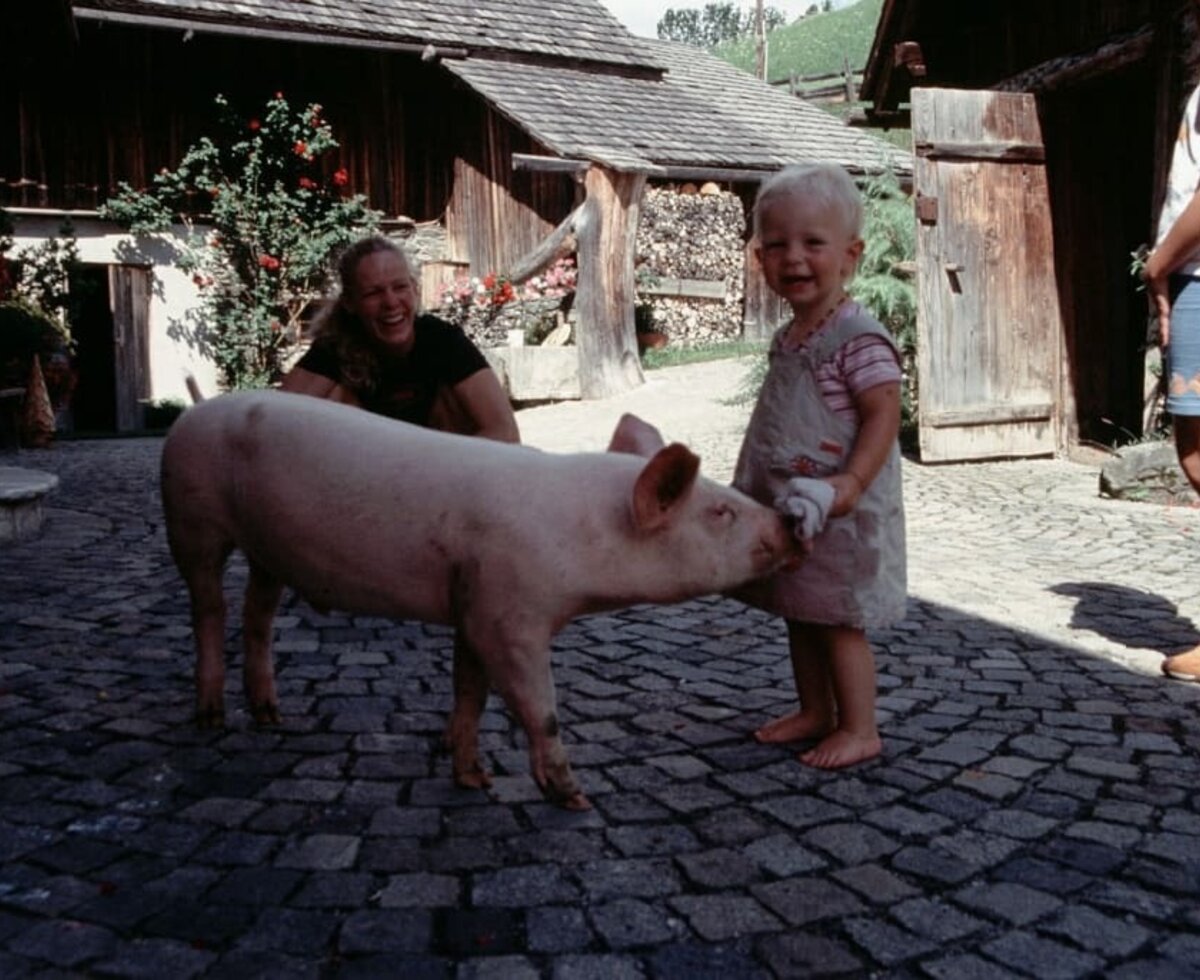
[774,477,836,542]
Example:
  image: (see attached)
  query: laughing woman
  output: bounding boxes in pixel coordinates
[281,235,520,443]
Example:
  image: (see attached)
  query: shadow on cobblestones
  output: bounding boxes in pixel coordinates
[1051,582,1200,656]
[3,438,1200,978]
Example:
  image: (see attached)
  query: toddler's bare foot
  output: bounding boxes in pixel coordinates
[753,710,833,744]
[799,729,881,769]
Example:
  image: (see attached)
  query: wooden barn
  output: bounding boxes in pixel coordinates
[4,0,907,432]
[858,0,1195,461]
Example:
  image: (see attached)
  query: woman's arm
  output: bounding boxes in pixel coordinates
[278,365,362,407]
[447,369,521,443]
[827,380,902,517]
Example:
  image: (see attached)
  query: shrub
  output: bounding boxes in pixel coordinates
[101,93,381,389]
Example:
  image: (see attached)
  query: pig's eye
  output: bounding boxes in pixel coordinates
[711,504,735,525]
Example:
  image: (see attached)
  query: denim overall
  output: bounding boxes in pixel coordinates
[733,313,907,628]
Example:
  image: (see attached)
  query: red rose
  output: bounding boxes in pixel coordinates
[332,167,349,187]
[293,141,308,157]
[258,255,281,271]
[298,176,317,190]
[248,118,261,131]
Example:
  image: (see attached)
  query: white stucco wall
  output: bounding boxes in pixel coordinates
[10,211,220,404]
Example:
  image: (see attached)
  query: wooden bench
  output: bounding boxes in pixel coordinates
[0,466,59,544]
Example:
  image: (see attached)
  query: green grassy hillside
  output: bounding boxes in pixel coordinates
[714,0,883,84]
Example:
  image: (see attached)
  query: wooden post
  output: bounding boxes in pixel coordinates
[574,166,646,399]
[736,183,786,342]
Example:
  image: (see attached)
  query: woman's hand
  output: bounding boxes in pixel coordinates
[1144,256,1172,347]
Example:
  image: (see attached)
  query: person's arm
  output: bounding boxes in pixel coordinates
[827,380,901,518]
[449,369,521,443]
[278,365,362,407]
[1146,188,1200,346]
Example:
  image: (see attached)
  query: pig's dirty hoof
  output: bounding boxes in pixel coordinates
[539,781,591,811]
[560,791,592,811]
[250,701,281,726]
[453,765,493,791]
[194,705,226,730]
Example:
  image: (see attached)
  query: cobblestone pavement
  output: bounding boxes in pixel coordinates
[3,358,1200,978]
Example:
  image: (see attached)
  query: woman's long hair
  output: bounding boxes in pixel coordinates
[311,236,418,393]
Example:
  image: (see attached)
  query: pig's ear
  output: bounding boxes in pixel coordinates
[631,443,701,532]
[607,412,667,457]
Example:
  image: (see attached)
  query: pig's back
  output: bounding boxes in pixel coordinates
[162,391,636,619]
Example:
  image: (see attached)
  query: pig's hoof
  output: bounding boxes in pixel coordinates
[539,781,591,811]
[250,701,281,727]
[559,791,592,811]
[194,705,225,730]
[454,766,493,791]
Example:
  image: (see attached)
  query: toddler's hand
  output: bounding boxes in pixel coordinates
[827,471,865,517]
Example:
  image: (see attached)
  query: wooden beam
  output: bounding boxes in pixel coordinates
[511,153,590,175]
[72,7,470,57]
[507,204,583,283]
[640,277,726,300]
[914,140,1045,163]
[994,25,1154,95]
[924,403,1053,428]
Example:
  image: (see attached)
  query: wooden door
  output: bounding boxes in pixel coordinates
[912,88,1066,461]
[109,265,151,432]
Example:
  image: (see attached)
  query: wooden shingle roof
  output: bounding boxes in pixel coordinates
[71,0,657,69]
[448,39,911,176]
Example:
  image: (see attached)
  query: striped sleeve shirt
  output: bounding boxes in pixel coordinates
[816,332,903,423]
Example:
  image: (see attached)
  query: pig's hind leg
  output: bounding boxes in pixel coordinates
[445,635,493,790]
[173,538,233,729]
[242,562,285,725]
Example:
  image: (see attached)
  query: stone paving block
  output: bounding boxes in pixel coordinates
[667,894,780,942]
[471,865,579,907]
[742,833,826,877]
[547,952,645,980]
[755,930,865,977]
[275,833,360,871]
[336,909,435,959]
[9,917,119,967]
[921,952,1024,979]
[525,905,593,954]
[751,877,863,926]
[590,897,682,948]
[648,941,770,979]
[953,881,1062,925]
[804,822,901,865]
[90,937,217,979]
[577,858,681,901]
[438,907,525,958]
[843,916,938,967]
[981,929,1105,979]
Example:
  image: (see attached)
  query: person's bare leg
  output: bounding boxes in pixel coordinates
[754,619,836,743]
[799,625,882,769]
[1164,417,1200,679]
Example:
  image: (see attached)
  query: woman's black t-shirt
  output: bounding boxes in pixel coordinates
[295,314,488,426]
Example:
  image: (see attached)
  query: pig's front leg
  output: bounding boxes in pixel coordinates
[470,621,588,811]
[242,563,285,726]
[446,634,493,790]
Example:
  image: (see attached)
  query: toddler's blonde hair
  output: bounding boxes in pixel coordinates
[754,163,863,240]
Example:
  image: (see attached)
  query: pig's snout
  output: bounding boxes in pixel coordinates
[757,513,803,573]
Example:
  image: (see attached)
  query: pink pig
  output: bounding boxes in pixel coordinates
[160,392,798,810]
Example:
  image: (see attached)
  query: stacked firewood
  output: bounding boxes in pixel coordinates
[635,184,746,347]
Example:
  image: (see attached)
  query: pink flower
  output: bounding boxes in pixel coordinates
[297,176,317,190]
[258,254,281,271]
